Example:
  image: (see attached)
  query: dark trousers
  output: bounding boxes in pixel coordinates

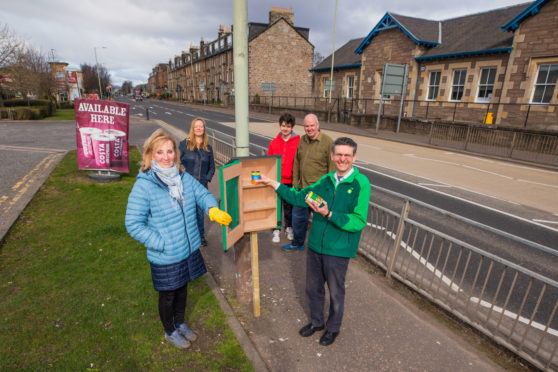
[306,248,350,333]
[196,182,208,237]
[280,183,293,229]
[158,284,188,333]
[196,206,205,237]
[292,205,310,246]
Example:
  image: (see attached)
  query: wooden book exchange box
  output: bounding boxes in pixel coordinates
[219,155,281,250]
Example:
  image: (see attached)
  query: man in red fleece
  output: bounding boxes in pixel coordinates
[267,113,300,243]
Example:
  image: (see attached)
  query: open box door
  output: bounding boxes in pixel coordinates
[219,160,244,250]
[219,156,281,251]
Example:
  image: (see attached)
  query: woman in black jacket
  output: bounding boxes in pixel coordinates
[178,117,215,246]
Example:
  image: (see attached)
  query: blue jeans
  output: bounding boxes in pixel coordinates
[292,205,310,246]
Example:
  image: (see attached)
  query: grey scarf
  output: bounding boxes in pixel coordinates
[151,160,184,205]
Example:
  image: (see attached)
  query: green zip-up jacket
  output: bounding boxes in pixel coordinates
[276,167,371,258]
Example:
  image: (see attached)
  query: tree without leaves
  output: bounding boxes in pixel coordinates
[120,80,133,95]
[79,63,111,95]
[313,51,325,67]
[0,23,22,68]
[0,23,54,103]
[8,47,54,99]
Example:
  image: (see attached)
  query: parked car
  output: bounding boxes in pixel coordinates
[135,95,143,101]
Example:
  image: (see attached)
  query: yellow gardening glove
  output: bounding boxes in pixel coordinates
[209,207,232,226]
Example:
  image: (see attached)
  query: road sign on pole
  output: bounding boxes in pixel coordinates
[376,63,408,134]
[261,82,276,92]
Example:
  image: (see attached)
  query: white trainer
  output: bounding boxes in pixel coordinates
[272,229,280,243]
[286,227,294,241]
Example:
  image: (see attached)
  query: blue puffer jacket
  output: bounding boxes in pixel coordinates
[125,169,218,265]
[178,140,215,187]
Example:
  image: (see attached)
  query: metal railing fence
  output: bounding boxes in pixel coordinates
[428,123,558,165]
[249,95,558,129]
[207,130,558,371]
[244,95,558,166]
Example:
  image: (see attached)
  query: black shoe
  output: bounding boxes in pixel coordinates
[201,237,208,246]
[319,330,339,346]
[299,323,324,337]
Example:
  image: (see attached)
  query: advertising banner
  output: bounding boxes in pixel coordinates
[74,98,130,172]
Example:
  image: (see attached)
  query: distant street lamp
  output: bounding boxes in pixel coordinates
[94,46,107,99]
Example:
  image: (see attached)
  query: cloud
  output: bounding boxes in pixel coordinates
[0,0,528,86]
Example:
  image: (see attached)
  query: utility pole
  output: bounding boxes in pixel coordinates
[328,0,338,104]
[233,0,249,157]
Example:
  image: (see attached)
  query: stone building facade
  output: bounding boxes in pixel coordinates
[313,0,558,130]
[147,63,168,96]
[311,38,363,101]
[248,8,314,98]
[162,7,313,104]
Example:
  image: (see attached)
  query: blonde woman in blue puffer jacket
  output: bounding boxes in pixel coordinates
[125,129,231,349]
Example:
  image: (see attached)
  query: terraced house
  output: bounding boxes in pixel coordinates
[162,7,313,105]
[312,0,558,131]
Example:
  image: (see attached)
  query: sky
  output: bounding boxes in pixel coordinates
[0,0,530,87]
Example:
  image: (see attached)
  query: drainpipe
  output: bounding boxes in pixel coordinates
[412,60,421,118]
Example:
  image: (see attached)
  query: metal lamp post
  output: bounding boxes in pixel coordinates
[94,46,106,99]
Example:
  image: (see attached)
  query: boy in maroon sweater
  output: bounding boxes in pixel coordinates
[267,113,300,243]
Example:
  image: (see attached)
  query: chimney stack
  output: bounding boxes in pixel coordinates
[269,6,294,25]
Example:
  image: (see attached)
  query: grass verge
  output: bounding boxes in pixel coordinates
[45,109,75,121]
[44,109,76,120]
[0,149,253,371]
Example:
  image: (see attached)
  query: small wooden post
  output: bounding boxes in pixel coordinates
[250,231,261,317]
[234,234,252,304]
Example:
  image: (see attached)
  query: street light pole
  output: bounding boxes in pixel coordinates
[94,46,106,99]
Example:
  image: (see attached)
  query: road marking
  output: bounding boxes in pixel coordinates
[462,165,513,179]
[360,143,381,150]
[403,153,461,166]
[418,183,453,187]
[357,162,558,234]
[0,145,66,153]
[10,154,59,205]
[500,162,558,174]
[2,154,61,216]
[532,219,558,225]
[12,155,52,191]
[470,297,558,337]
[155,119,188,139]
[445,152,496,163]
[369,223,558,337]
[165,112,172,115]
[518,179,558,189]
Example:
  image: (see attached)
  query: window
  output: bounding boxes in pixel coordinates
[323,78,331,98]
[531,64,558,104]
[477,68,496,102]
[346,76,354,99]
[450,69,467,101]
[427,71,441,100]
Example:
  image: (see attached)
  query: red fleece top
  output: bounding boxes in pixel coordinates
[267,132,300,184]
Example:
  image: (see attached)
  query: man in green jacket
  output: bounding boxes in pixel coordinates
[257,137,371,346]
[285,113,335,251]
